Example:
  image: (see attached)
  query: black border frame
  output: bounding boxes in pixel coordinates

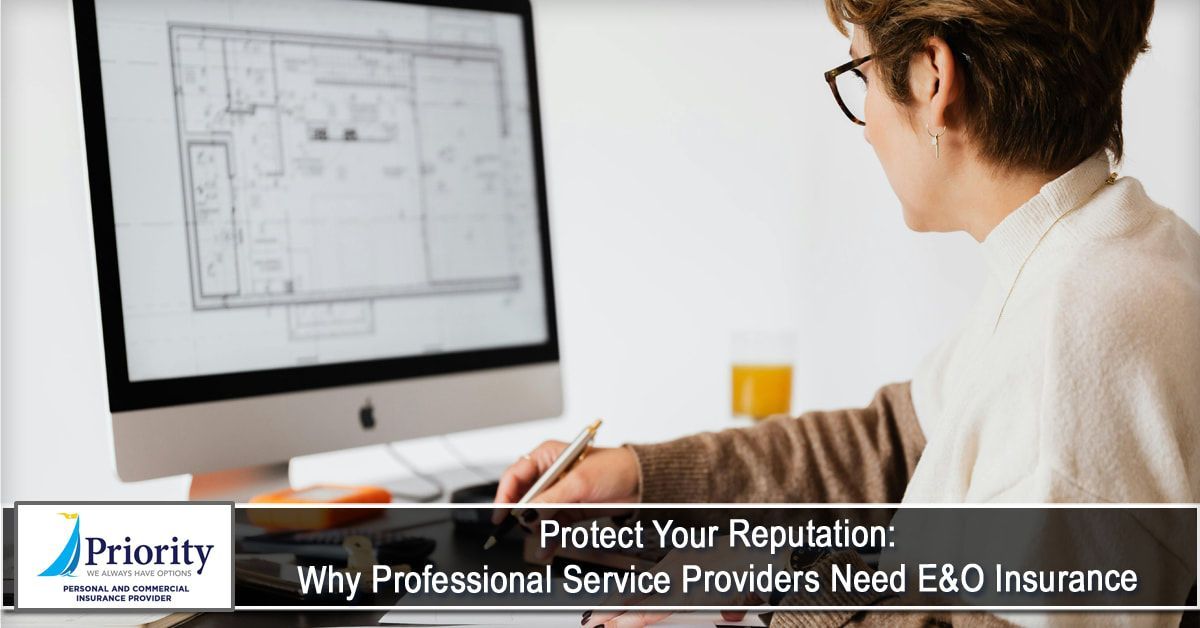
[73,0,559,412]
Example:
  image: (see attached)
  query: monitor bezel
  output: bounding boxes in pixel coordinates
[73,0,559,412]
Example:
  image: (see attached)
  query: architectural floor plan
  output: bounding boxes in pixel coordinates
[97,0,548,380]
[170,22,522,314]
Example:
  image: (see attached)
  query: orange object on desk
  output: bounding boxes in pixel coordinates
[248,484,391,530]
[731,364,793,419]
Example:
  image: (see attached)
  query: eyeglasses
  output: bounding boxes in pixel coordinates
[824,55,873,126]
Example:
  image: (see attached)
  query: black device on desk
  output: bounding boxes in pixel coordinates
[450,481,512,535]
[241,527,436,565]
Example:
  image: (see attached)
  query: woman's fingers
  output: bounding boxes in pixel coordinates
[527,467,588,505]
[584,610,621,627]
[720,591,764,621]
[491,440,568,524]
[580,578,756,627]
[494,456,538,502]
[627,613,678,627]
[491,456,539,524]
[493,444,642,527]
[584,610,673,628]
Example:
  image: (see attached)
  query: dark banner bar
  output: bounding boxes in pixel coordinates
[3,505,1194,610]
[224,505,1195,609]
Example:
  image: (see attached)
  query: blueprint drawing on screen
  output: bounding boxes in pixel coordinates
[94,0,548,381]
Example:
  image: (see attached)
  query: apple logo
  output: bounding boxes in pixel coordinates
[359,399,376,430]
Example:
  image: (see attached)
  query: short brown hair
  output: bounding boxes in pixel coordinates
[826,0,1154,173]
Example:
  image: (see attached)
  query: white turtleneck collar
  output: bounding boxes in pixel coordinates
[979,153,1113,288]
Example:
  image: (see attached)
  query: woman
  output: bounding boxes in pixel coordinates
[496,0,1198,625]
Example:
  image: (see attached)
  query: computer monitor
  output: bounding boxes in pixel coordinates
[72,0,561,498]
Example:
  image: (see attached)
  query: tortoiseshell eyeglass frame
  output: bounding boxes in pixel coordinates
[823,54,873,127]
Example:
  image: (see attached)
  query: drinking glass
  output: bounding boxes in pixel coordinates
[730,331,795,420]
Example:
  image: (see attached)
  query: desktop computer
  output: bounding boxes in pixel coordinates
[72,0,561,498]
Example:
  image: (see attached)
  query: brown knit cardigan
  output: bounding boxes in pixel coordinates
[626,382,1016,628]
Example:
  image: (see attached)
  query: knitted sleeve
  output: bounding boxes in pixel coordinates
[625,382,924,504]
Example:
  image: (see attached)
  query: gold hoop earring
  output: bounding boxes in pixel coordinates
[926,125,947,159]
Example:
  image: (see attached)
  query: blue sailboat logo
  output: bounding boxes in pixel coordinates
[38,513,81,577]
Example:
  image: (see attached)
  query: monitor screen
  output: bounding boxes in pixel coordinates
[82,0,555,405]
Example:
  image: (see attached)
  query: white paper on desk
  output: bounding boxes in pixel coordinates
[378,610,765,626]
[0,612,191,627]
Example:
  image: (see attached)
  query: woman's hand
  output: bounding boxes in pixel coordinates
[491,440,642,525]
[582,544,769,628]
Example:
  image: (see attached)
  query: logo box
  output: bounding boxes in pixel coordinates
[15,502,234,611]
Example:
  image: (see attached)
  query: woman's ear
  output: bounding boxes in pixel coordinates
[908,36,962,131]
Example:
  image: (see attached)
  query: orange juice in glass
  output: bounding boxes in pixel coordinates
[731,331,795,420]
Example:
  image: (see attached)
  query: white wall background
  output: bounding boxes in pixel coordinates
[3,0,1198,502]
